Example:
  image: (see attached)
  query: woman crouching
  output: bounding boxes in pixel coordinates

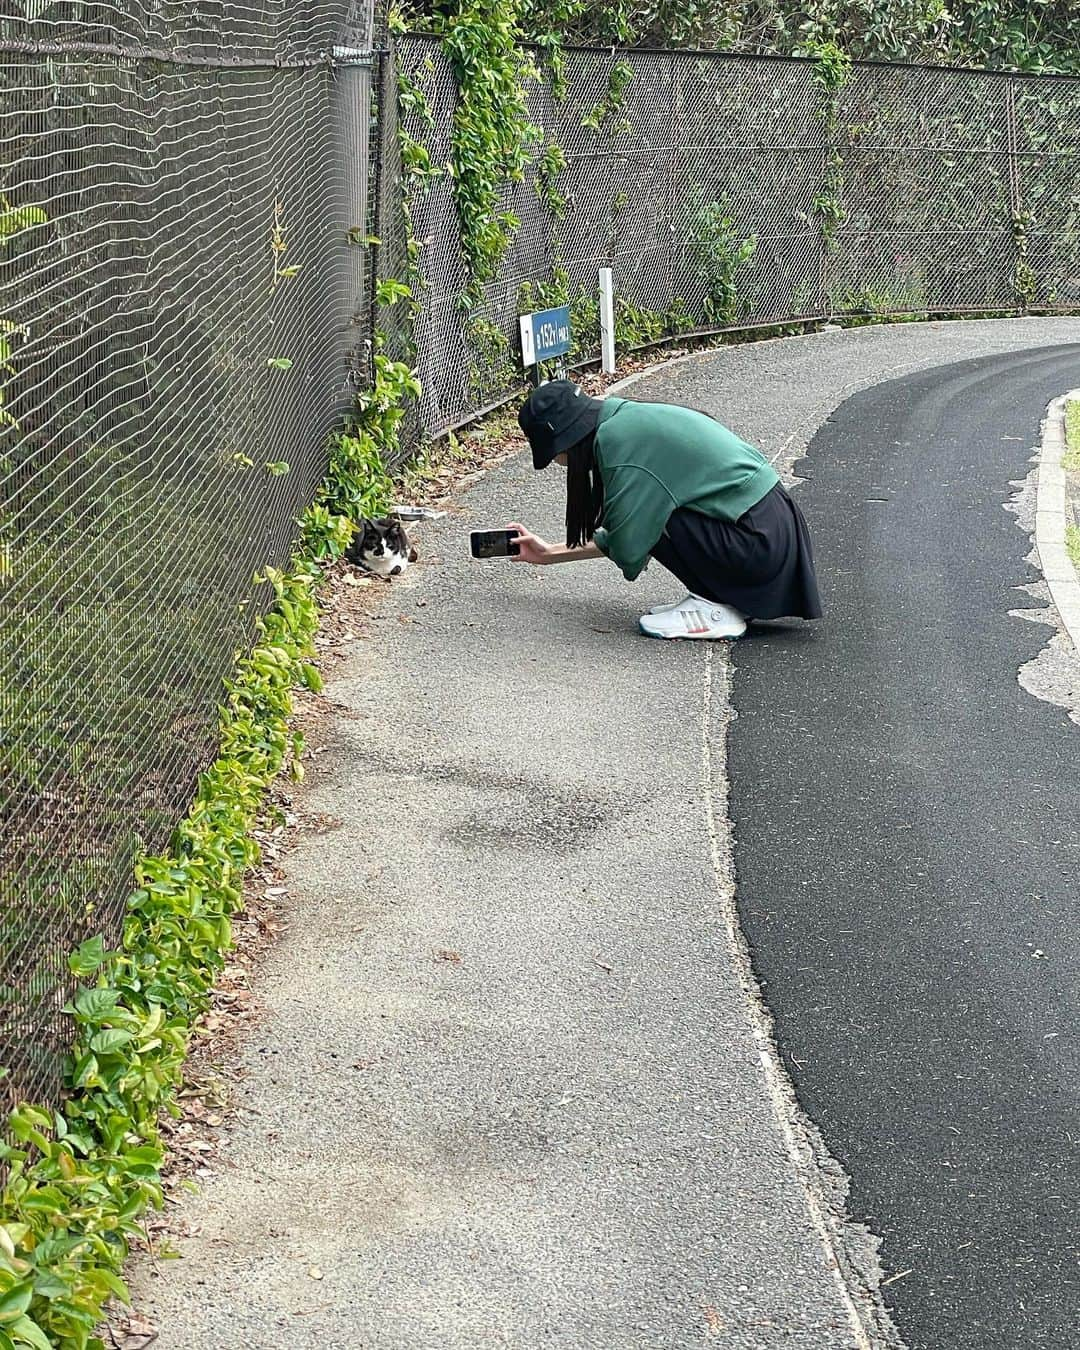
[511,380,822,640]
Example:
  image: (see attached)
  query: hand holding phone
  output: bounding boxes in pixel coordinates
[470,529,521,559]
[502,522,555,565]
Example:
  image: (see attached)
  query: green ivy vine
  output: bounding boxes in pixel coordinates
[534,140,568,219]
[434,0,539,308]
[807,40,851,256]
[582,59,634,135]
[1010,204,1037,312]
[395,58,441,353]
[688,194,758,325]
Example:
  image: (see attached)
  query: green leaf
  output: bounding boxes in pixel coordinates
[89,1027,133,1054]
[123,1146,163,1168]
[300,663,323,692]
[94,1269,131,1306]
[68,936,107,977]
[0,1284,33,1324]
[73,988,119,1023]
[19,1190,66,1215]
[11,1107,49,1133]
[31,1273,69,1301]
[47,1301,97,1329]
[71,1053,99,1088]
[266,357,293,371]
[375,279,412,307]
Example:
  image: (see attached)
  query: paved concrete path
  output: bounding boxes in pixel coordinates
[129,321,1080,1348]
[729,346,1080,1350]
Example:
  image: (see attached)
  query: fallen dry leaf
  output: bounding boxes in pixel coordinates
[435,949,462,964]
[110,1312,159,1349]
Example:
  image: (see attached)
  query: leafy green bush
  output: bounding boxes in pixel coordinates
[512,0,1080,73]
[688,195,757,325]
[0,560,321,1349]
[0,301,419,1349]
[302,347,420,556]
[829,280,929,323]
[614,297,663,351]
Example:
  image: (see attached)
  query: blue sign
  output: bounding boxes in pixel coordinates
[520,305,571,367]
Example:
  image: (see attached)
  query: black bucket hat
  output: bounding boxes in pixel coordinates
[518,380,604,470]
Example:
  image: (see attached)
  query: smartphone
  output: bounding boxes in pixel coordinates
[470,529,521,559]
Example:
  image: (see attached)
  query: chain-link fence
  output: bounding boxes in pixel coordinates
[397,37,1080,437]
[0,3,375,1108]
[5,16,1080,1111]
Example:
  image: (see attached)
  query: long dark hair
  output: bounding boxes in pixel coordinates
[565,433,604,547]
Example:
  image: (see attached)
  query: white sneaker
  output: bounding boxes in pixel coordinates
[646,591,695,614]
[639,597,747,640]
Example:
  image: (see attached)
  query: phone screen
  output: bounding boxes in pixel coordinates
[470,530,521,559]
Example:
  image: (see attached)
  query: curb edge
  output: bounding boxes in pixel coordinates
[1037,392,1080,649]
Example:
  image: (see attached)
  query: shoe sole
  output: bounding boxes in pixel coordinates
[638,621,745,641]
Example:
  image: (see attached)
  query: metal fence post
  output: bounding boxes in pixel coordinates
[367,46,390,376]
[666,51,677,318]
[333,43,375,403]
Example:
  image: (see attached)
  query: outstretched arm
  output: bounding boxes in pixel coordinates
[508,522,603,566]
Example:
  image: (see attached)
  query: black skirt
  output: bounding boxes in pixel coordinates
[649,484,822,621]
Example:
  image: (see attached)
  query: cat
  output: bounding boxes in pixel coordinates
[345,516,417,578]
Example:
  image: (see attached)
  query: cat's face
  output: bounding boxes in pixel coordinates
[352,517,411,577]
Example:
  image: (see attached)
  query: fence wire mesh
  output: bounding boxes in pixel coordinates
[4,17,1080,1110]
[397,36,1080,439]
[0,4,373,1107]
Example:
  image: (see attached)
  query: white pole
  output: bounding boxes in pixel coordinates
[519,314,536,370]
[599,267,616,374]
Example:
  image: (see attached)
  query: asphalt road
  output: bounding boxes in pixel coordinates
[728,346,1080,1350]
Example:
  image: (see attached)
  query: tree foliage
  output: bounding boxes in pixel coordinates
[410,0,1080,73]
